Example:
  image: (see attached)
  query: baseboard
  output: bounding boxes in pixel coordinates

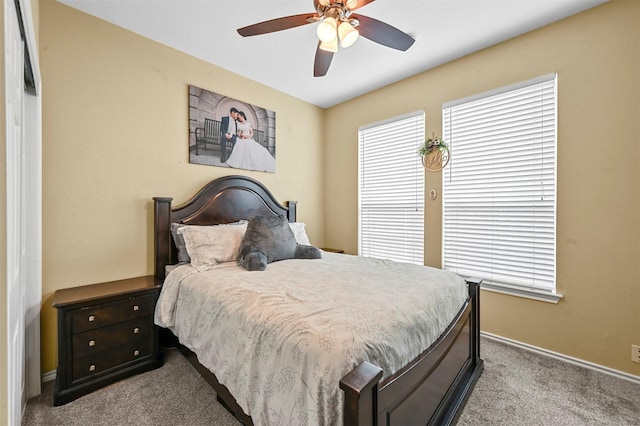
[481,332,640,385]
[42,334,639,386]
[42,370,56,383]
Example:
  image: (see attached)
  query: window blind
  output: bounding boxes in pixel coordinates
[442,74,558,300]
[359,111,425,265]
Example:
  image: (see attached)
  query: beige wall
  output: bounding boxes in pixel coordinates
[324,0,640,375]
[36,0,640,380]
[39,1,326,372]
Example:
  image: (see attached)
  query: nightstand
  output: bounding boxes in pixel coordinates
[52,275,164,406]
[321,247,345,253]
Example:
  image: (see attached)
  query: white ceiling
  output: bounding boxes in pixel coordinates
[57,0,608,108]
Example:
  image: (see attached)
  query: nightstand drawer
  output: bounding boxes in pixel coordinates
[71,294,155,333]
[72,339,154,382]
[72,316,152,359]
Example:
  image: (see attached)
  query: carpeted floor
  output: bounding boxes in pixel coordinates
[456,338,639,425]
[23,337,640,425]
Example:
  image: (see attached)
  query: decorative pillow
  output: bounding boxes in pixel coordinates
[238,215,321,271]
[289,222,311,245]
[171,223,191,263]
[178,222,248,271]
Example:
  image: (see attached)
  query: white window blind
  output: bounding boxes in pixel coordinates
[442,74,558,302]
[359,111,425,265]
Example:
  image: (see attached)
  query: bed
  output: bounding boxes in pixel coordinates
[153,175,483,425]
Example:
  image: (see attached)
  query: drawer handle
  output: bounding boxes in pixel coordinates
[133,327,140,334]
[88,340,95,347]
[133,305,139,311]
[134,350,140,357]
[89,365,96,372]
[88,315,95,322]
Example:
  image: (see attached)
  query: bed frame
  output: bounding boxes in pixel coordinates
[153,175,483,425]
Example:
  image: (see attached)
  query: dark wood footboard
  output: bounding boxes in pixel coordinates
[340,278,483,426]
[176,344,253,426]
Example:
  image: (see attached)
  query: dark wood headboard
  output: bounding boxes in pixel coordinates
[153,175,297,280]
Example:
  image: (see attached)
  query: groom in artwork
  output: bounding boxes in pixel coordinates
[220,107,239,163]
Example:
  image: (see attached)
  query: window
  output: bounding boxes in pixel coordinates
[442,74,559,302]
[358,111,425,265]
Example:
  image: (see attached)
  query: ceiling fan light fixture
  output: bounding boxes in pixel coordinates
[316,17,338,42]
[346,0,359,9]
[338,20,359,48]
[319,37,338,53]
[237,0,417,77]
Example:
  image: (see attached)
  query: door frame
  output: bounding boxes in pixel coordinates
[17,0,42,402]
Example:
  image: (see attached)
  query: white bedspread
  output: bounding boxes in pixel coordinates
[155,252,468,425]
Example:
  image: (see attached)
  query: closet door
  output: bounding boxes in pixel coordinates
[5,1,27,423]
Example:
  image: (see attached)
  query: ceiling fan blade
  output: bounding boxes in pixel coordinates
[314,43,334,77]
[345,0,376,11]
[352,14,415,51]
[237,13,316,37]
[313,0,376,12]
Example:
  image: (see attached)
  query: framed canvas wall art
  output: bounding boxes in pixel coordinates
[188,85,276,173]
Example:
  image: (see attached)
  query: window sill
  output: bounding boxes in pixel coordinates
[480,281,563,304]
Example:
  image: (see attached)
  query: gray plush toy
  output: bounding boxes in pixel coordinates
[238,214,321,271]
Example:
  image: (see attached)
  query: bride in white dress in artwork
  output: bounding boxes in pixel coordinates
[225,111,275,172]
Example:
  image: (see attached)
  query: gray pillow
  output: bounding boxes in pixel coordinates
[171,223,190,263]
[238,214,321,271]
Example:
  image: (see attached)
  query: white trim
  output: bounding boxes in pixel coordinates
[41,370,56,383]
[482,332,640,385]
[443,73,556,109]
[481,282,563,304]
[358,109,424,131]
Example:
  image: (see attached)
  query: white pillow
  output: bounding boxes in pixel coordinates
[178,222,248,271]
[289,222,311,245]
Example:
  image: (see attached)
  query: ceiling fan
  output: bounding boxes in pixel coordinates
[237,0,415,77]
